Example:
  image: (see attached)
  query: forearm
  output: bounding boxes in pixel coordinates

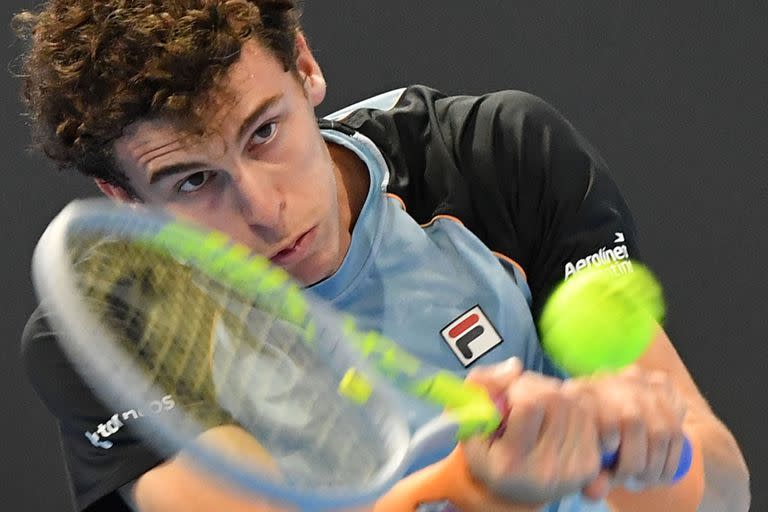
[663,352,751,510]
[133,458,296,512]
[134,425,297,512]
[606,428,704,512]
[606,411,749,512]
[684,408,750,512]
[634,329,750,511]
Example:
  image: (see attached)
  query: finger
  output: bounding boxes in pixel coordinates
[660,430,685,483]
[492,373,560,460]
[464,393,547,485]
[639,373,682,483]
[466,357,523,397]
[561,394,601,489]
[641,424,671,483]
[536,390,568,452]
[613,404,648,483]
[504,373,563,444]
[565,377,622,455]
[619,364,646,381]
[575,393,602,477]
[601,425,621,455]
[501,394,547,455]
[582,471,612,501]
[648,370,686,422]
[559,377,623,487]
[489,372,564,465]
[533,389,586,495]
[462,365,540,465]
[591,391,621,456]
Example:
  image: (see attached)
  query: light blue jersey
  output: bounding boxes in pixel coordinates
[309,128,610,512]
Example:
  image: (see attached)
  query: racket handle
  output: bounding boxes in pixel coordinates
[601,434,693,482]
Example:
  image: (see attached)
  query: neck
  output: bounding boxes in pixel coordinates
[327,141,370,234]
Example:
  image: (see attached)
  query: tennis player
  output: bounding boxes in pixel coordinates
[14,1,749,511]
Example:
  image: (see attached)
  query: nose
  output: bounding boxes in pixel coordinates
[232,168,286,236]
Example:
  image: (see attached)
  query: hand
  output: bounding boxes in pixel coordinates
[561,365,688,495]
[462,358,604,505]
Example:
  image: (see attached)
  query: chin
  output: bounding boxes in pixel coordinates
[298,256,337,287]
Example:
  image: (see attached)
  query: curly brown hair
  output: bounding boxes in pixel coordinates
[13,0,302,194]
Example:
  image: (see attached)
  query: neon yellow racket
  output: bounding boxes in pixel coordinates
[32,199,503,511]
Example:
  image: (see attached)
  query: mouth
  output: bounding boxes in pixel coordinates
[268,226,318,266]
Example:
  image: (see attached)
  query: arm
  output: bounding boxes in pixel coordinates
[468,90,751,510]
[23,308,308,512]
[132,425,296,512]
[133,425,379,512]
[134,459,289,512]
[453,342,721,512]
[606,329,750,512]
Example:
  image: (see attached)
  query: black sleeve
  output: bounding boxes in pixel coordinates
[346,85,642,319]
[22,306,167,511]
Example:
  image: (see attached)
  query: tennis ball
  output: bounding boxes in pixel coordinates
[538,262,665,376]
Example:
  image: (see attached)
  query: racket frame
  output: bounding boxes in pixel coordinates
[31,199,499,510]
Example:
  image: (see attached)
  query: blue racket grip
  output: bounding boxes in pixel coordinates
[601,434,693,481]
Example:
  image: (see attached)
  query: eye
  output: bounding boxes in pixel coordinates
[248,121,277,147]
[177,171,216,193]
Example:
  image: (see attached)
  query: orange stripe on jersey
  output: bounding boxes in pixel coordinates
[388,201,526,283]
[492,251,527,281]
[420,214,465,228]
[385,193,407,211]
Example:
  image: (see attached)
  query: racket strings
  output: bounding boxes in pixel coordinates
[69,236,401,489]
[74,240,231,428]
[210,302,394,487]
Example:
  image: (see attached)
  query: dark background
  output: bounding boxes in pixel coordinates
[1,1,765,510]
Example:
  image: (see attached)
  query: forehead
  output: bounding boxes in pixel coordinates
[197,40,285,126]
[113,40,290,164]
[114,118,194,168]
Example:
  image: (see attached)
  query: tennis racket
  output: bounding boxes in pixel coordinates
[31,198,508,511]
[32,199,691,512]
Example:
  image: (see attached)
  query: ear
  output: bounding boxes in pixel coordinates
[294,32,326,107]
[95,179,135,202]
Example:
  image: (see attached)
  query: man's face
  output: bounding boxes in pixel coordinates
[112,38,350,286]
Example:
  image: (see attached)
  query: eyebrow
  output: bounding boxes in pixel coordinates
[148,161,209,184]
[147,93,284,185]
[237,93,283,141]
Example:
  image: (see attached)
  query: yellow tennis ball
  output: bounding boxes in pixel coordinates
[538,262,665,376]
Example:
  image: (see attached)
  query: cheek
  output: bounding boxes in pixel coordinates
[289,144,338,208]
[304,167,339,221]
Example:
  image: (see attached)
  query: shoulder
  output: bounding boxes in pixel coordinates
[324,85,560,140]
[21,305,77,414]
[22,306,165,510]
[323,85,589,192]
[322,84,600,224]
[325,84,553,118]
[22,305,112,416]
[322,87,640,316]
[321,86,561,223]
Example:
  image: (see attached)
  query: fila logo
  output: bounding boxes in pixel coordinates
[441,306,503,367]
